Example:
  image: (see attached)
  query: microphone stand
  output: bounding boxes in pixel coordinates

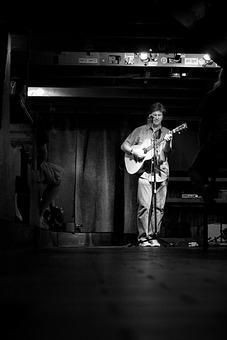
[151,130,158,237]
[151,128,172,247]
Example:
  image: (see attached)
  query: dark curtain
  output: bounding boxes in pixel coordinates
[47,116,133,233]
[46,115,199,234]
[74,127,119,232]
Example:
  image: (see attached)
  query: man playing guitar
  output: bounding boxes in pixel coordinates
[121,102,173,247]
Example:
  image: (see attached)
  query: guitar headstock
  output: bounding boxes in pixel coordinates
[173,123,188,134]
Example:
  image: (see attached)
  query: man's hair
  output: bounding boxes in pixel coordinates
[148,102,166,116]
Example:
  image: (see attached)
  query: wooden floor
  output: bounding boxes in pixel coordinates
[1,246,227,340]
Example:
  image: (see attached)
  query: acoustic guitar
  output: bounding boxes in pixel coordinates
[124,123,187,174]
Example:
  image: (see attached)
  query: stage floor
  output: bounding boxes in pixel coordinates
[1,246,227,340]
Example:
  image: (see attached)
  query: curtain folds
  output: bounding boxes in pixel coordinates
[74,128,117,232]
[48,121,134,233]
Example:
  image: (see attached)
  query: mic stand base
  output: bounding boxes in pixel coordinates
[150,131,172,248]
[150,232,174,247]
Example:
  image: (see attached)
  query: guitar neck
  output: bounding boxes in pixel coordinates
[144,125,184,153]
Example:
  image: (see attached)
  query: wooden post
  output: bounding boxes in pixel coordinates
[0,33,15,220]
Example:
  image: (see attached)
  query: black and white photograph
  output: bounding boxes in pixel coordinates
[1,1,227,339]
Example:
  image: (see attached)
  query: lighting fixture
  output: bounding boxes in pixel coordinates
[139,52,149,61]
[202,53,214,67]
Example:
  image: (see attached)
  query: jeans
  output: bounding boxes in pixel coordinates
[137,177,167,243]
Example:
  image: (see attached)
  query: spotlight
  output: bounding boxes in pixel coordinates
[203,54,211,61]
[137,51,159,65]
[201,53,214,67]
[139,52,149,61]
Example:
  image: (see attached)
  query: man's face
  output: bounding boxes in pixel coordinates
[148,110,163,126]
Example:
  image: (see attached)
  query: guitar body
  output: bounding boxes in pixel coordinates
[124,143,157,174]
[124,123,187,174]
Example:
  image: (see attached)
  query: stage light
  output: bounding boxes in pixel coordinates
[201,53,214,67]
[139,52,149,61]
[203,54,211,61]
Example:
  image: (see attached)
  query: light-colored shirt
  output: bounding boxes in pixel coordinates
[123,124,171,182]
